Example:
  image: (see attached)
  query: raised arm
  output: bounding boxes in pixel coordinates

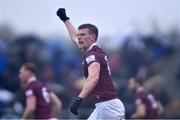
[56,8,78,44]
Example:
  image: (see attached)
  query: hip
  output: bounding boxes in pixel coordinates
[95,98,124,108]
[95,98,125,117]
[91,91,118,103]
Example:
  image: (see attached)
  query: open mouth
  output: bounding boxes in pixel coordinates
[78,41,84,45]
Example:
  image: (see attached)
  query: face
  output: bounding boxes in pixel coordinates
[19,66,32,84]
[128,78,137,91]
[77,28,96,51]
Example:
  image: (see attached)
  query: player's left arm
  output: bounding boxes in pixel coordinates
[78,62,100,99]
[70,62,100,115]
[131,103,146,118]
[22,95,36,119]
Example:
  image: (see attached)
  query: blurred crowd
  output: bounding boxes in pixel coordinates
[0,24,180,119]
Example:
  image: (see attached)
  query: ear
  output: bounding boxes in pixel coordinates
[90,34,96,42]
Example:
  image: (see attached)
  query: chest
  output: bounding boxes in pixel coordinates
[82,58,89,78]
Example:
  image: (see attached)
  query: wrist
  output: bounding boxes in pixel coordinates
[78,94,85,99]
[62,17,69,22]
[77,97,83,101]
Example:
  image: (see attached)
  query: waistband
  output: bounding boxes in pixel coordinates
[49,118,58,120]
[94,96,118,104]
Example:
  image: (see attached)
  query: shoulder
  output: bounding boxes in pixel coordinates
[25,82,34,91]
[43,84,52,92]
[85,53,96,65]
[86,46,105,57]
[135,92,144,105]
[25,81,41,97]
[25,84,35,97]
[135,91,147,99]
[85,51,102,64]
[135,91,148,105]
[84,46,107,65]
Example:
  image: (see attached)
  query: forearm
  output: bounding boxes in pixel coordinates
[132,111,146,118]
[78,77,98,99]
[64,20,78,44]
[53,106,61,118]
[22,108,34,119]
[56,8,78,44]
[132,113,144,118]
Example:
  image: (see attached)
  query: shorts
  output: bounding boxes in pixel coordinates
[88,98,125,120]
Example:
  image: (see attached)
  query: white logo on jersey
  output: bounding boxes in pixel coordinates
[105,56,111,75]
[135,98,142,105]
[42,87,50,103]
[86,55,96,64]
[25,89,33,97]
[148,94,158,109]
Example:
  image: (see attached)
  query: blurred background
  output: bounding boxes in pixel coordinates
[0,0,180,119]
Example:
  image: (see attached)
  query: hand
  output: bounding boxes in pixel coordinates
[70,97,83,115]
[56,8,69,22]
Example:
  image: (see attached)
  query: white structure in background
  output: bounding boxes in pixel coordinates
[0,89,14,103]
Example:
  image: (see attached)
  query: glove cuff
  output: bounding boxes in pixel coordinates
[62,17,70,22]
[76,97,83,102]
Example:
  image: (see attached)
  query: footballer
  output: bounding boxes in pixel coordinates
[128,77,163,119]
[19,63,62,120]
[57,8,125,120]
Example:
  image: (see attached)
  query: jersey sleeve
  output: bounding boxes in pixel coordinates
[135,93,146,106]
[25,85,36,97]
[135,98,143,105]
[44,84,52,93]
[85,52,101,67]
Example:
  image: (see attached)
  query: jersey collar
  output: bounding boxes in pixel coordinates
[86,43,97,52]
[27,76,37,84]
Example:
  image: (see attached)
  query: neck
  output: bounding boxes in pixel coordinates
[136,86,144,92]
[27,75,36,84]
[21,75,36,89]
[84,42,97,52]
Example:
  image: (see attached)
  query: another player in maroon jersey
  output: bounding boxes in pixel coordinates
[128,77,162,119]
[19,63,62,119]
[57,8,125,120]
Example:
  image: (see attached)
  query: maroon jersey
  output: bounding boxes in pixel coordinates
[24,79,55,119]
[83,44,118,103]
[134,87,159,118]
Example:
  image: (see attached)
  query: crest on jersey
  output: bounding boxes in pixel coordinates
[25,89,33,96]
[86,55,96,64]
[135,98,142,105]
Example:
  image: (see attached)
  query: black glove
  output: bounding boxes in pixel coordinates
[56,8,69,22]
[70,97,83,115]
